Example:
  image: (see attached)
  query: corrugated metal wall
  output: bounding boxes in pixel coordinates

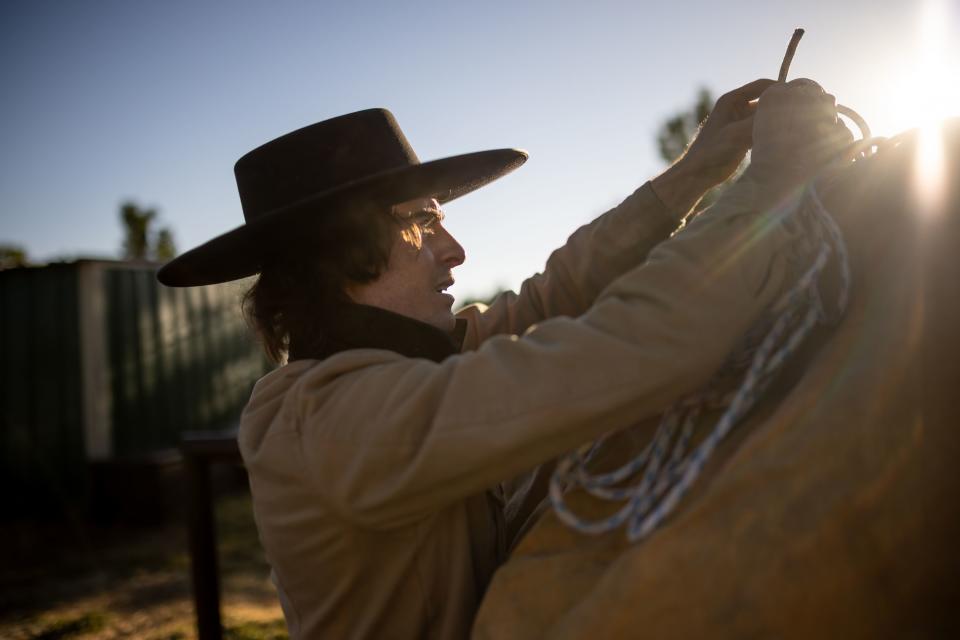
[0,261,268,515]
[0,264,85,513]
[103,265,266,455]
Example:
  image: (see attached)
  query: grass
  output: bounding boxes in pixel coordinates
[29,612,108,639]
[0,491,286,639]
[223,619,289,640]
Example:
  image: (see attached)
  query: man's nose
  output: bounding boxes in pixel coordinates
[432,223,466,268]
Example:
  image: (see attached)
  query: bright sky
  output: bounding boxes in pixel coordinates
[2,0,957,302]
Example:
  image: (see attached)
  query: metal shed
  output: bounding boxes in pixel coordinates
[0,259,267,516]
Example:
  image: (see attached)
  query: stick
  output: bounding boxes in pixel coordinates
[778,29,805,82]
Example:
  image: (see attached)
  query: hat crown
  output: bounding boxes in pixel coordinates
[234,108,420,222]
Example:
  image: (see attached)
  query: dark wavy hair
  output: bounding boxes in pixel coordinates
[242,199,407,363]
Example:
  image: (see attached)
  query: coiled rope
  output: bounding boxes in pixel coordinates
[549,181,852,541]
[549,29,871,543]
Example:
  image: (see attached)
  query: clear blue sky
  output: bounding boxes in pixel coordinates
[1,0,954,301]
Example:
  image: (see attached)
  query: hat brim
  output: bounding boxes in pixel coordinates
[157,148,527,287]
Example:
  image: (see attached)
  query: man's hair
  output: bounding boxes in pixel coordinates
[242,200,419,363]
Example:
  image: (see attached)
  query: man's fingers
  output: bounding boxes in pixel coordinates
[715,78,777,113]
[758,89,839,127]
[728,78,778,100]
[733,99,759,120]
[786,77,825,93]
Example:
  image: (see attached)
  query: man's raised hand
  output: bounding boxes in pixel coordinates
[682,78,777,187]
[747,78,854,189]
[651,78,774,218]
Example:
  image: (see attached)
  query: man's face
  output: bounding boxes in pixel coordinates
[345,197,465,332]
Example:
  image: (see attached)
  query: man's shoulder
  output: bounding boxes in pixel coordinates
[272,349,449,412]
[239,350,422,461]
[293,349,427,381]
[252,351,417,402]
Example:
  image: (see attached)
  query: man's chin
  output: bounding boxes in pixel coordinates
[429,311,457,333]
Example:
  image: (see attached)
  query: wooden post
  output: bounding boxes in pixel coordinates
[182,431,241,640]
[185,451,223,640]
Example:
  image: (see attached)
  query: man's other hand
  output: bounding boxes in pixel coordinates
[651,79,775,218]
[683,78,776,186]
[747,79,853,189]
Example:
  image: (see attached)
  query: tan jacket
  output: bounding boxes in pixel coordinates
[238,179,799,639]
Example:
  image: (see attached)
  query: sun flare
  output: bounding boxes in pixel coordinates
[865,0,957,214]
[894,0,958,214]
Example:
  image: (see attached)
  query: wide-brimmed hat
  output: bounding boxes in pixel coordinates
[157,108,527,287]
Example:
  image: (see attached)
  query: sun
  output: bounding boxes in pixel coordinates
[913,0,956,214]
[875,0,959,214]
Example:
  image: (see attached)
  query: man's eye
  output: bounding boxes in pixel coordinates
[413,212,438,229]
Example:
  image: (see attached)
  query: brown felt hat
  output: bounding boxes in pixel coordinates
[157,108,527,287]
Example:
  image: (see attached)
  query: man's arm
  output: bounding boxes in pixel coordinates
[459,79,776,348]
[298,175,804,530]
[295,80,848,530]
[457,182,678,349]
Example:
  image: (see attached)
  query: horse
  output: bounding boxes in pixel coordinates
[473,120,960,639]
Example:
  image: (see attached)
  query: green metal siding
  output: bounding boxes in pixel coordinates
[0,261,268,515]
[104,266,266,456]
[0,265,84,513]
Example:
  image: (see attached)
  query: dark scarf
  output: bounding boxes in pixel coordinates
[288,303,467,364]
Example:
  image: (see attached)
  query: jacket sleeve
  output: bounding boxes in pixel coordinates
[295,178,804,529]
[457,182,680,350]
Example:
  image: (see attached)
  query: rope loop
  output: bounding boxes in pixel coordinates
[550,178,853,542]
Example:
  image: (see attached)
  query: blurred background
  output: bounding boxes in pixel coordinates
[1,0,957,637]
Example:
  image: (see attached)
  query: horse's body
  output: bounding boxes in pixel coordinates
[474,124,960,639]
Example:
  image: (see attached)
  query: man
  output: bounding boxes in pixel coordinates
[158,78,850,638]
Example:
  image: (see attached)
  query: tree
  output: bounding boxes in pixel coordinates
[657,87,713,167]
[154,228,176,261]
[120,203,154,259]
[119,201,177,261]
[656,88,744,211]
[0,244,29,269]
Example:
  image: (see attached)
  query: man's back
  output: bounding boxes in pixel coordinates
[241,355,507,638]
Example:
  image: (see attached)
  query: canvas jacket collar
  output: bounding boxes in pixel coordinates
[288,303,467,363]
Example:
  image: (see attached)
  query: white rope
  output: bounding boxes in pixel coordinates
[549,179,852,542]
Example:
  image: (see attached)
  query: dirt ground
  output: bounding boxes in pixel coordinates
[0,493,287,639]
